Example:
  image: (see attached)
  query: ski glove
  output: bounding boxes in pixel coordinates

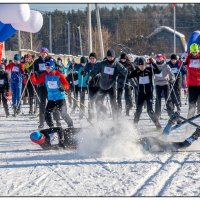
[80,71,85,76]
[58,86,65,92]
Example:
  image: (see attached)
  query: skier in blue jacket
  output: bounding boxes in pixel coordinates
[6,54,24,116]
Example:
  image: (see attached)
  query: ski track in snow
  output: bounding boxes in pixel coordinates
[1,94,200,196]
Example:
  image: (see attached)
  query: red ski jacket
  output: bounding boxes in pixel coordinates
[186,53,200,86]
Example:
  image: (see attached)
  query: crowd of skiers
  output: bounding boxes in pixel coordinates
[2,43,200,148]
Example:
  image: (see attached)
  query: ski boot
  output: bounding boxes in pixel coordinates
[16,107,21,115]
[126,108,130,116]
[12,107,17,117]
[29,107,34,115]
[163,112,180,135]
[155,121,162,130]
[38,124,44,130]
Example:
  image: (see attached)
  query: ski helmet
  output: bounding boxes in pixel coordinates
[190,43,199,53]
[45,59,56,72]
[30,131,45,145]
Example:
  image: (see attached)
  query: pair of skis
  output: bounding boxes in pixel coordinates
[139,112,200,152]
[163,112,200,135]
[162,112,200,149]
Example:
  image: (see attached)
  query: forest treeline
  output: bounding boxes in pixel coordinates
[5,3,200,57]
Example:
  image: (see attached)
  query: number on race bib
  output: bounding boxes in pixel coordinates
[189,59,200,68]
[171,68,178,74]
[73,80,78,85]
[47,81,58,89]
[49,132,59,145]
[39,63,46,71]
[139,76,150,84]
[0,79,4,85]
[104,66,114,75]
[12,66,19,72]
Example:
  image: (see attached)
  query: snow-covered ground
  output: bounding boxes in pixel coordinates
[1,92,200,197]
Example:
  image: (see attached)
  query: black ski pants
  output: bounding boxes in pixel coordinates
[38,84,61,126]
[45,99,73,128]
[134,91,158,124]
[88,87,99,118]
[170,78,182,111]
[155,84,174,118]
[95,87,118,119]
[117,85,133,111]
[187,86,200,118]
[0,90,9,116]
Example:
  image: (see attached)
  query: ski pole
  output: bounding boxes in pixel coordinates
[71,94,104,135]
[177,115,200,130]
[171,86,180,106]
[29,79,41,103]
[161,62,184,115]
[16,72,32,111]
[81,75,83,92]
[65,91,90,110]
[185,92,188,105]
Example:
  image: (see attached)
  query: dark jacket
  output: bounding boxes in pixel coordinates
[90,59,127,90]
[39,127,80,150]
[85,62,99,88]
[129,63,160,94]
[167,60,186,79]
[0,71,9,92]
[117,60,134,89]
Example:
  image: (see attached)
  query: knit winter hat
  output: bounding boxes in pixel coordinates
[138,57,146,65]
[170,54,177,60]
[107,49,115,57]
[57,57,62,62]
[40,47,49,54]
[156,54,165,60]
[120,53,127,60]
[89,52,97,59]
[14,54,20,61]
[80,56,87,64]
[190,43,199,53]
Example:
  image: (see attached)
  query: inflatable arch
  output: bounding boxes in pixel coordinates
[187,31,200,51]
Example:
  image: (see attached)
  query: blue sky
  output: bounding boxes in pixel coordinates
[30,3,146,12]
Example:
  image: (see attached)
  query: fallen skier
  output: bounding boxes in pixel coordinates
[140,128,200,152]
[30,127,80,150]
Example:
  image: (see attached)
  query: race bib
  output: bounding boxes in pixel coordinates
[139,76,150,84]
[47,81,58,89]
[12,66,19,72]
[171,68,178,74]
[73,80,78,85]
[39,63,46,71]
[189,59,200,68]
[155,72,163,78]
[0,79,4,85]
[49,132,59,145]
[104,66,114,75]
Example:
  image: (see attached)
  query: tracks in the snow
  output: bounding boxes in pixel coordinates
[131,153,191,196]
